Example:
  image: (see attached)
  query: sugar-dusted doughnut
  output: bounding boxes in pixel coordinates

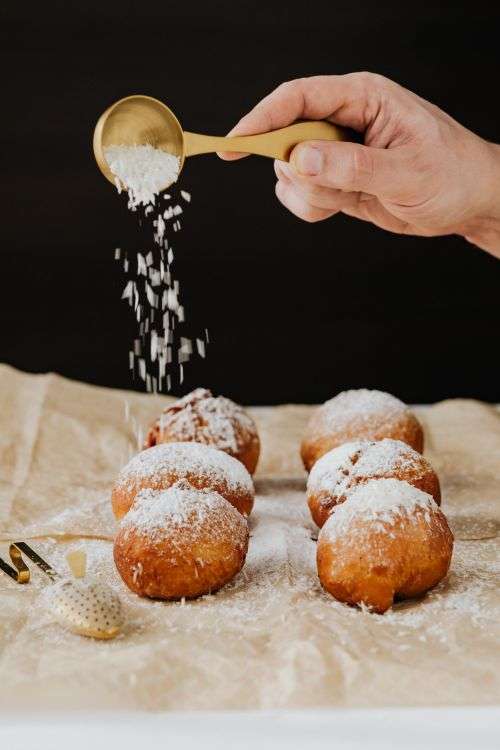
[144,388,260,474]
[301,389,424,471]
[114,481,249,600]
[317,478,453,613]
[112,442,254,519]
[307,438,440,528]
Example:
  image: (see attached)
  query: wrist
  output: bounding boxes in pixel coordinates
[460,141,500,258]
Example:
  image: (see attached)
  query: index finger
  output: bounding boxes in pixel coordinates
[218,73,377,160]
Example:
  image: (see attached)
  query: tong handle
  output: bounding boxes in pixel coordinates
[0,548,30,583]
[0,542,60,584]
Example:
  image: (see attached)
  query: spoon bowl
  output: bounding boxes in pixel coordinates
[93,95,185,187]
[94,94,347,191]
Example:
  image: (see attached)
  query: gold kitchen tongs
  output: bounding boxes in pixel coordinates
[0,541,59,584]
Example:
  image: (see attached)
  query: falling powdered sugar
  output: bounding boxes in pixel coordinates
[320,478,436,543]
[121,480,247,543]
[105,144,180,208]
[107,142,208,393]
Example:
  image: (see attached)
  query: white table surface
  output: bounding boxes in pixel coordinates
[1,707,500,750]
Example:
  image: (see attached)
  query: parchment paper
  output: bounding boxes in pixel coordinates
[0,363,499,710]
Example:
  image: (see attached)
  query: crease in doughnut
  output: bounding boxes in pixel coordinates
[307,438,441,527]
[112,441,255,520]
[301,389,424,472]
[317,478,453,614]
[144,388,260,474]
[114,480,249,600]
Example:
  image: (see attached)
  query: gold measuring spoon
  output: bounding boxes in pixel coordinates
[93,94,347,189]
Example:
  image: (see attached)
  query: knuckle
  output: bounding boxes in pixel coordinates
[352,71,374,85]
[277,78,302,96]
[350,71,395,101]
[349,146,374,189]
[419,115,442,142]
[351,71,383,87]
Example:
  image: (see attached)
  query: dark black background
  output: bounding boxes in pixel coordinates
[1,1,498,404]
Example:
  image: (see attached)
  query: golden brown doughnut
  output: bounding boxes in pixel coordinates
[144,388,260,475]
[111,442,255,520]
[301,389,424,471]
[307,438,441,528]
[317,478,453,614]
[114,480,249,600]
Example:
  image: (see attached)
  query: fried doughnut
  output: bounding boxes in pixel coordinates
[112,442,254,520]
[114,481,249,600]
[144,388,260,474]
[301,389,424,471]
[307,438,440,528]
[317,478,453,614]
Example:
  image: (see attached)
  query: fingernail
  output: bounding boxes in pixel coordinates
[293,145,323,175]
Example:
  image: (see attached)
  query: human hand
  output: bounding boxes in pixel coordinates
[219,73,500,258]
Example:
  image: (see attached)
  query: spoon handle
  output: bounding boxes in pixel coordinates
[184,120,346,161]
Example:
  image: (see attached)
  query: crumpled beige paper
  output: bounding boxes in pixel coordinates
[0,363,499,710]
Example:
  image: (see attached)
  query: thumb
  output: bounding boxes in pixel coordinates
[290,140,399,196]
